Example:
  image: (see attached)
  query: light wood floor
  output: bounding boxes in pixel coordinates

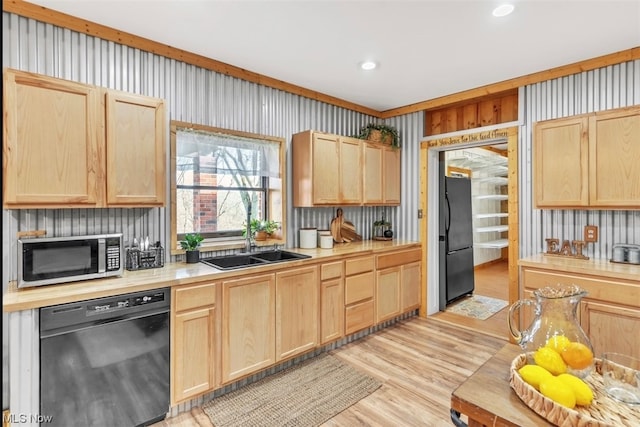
[430,259,510,340]
[154,317,506,427]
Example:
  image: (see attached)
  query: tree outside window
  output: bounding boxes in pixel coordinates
[171,123,285,252]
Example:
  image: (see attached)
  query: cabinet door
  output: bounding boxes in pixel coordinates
[401,261,421,312]
[383,146,401,205]
[533,116,589,207]
[106,91,166,206]
[173,307,215,403]
[339,137,363,204]
[222,274,276,383]
[363,143,383,204]
[3,69,102,208]
[276,266,319,361]
[581,299,640,359]
[588,106,640,207]
[312,133,341,204]
[320,277,344,344]
[376,267,401,322]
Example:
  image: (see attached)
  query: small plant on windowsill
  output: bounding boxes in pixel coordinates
[180,233,204,263]
[244,219,280,241]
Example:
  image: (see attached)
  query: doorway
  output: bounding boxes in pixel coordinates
[436,146,510,338]
[419,127,519,340]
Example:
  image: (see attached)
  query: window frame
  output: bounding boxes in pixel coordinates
[170,121,286,255]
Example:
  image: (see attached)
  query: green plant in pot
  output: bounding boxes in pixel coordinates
[244,219,280,241]
[357,123,400,148]
[180,233,204,263]
[373,217,393,239]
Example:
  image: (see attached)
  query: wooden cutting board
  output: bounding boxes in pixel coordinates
[341,221,362,241]
[331,208,361,242]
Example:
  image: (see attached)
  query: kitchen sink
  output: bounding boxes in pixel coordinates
[200,250,311,270]
[250,250,311,262]
[200,254,270,270]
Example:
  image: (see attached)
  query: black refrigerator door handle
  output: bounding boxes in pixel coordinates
[445,194,451,234]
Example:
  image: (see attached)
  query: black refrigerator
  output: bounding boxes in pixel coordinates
[438,175,475,310]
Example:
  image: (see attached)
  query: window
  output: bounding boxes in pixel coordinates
[170,122,285,253]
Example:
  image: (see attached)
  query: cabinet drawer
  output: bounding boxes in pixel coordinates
[174,282,216,312]
[321,261,343,281]
[376,248,421,270]
[345,299,374,335]
[521,268,640,307]
[345,256,374,276]
[345,272,374,305]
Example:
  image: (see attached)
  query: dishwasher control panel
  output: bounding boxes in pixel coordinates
[86,290,167,313]
[40,288,170,333]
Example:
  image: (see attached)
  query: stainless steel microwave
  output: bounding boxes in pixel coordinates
[18,233,124,288]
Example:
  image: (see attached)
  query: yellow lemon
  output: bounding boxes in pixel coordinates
[561,342,594,370]
[557,373,593,406]
[539,376,576,409]
[533,347,567,375]
[545,335,571,353]
[518,364,553,390]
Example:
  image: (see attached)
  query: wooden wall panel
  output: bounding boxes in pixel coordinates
[424,90,519,136]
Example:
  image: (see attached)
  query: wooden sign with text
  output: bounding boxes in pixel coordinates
[544,238,589,260]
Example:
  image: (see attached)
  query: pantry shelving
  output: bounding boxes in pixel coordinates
[447,148,510,262]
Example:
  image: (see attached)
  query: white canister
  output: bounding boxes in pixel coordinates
[319,234,334,249]
[299,228,317,249]
[317,229,331,247]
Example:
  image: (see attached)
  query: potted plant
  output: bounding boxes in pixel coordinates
[180,233,204,263]
[357,123,400,148]
[244,219,280,241]
[373,216,392,239]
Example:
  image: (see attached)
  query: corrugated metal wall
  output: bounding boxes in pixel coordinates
[519,60,640,259]
[3,10,638,417]
[1,12,421,413]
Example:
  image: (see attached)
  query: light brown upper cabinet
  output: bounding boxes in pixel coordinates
[588,107,640,207]
[533,105,640,209]
[106,91,166,206]
[3,68,166,209]
[292,130,400,207]
[292,131,362,206]
[363,142,400,205]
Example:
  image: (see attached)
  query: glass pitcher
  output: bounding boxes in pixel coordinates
[508,284,594,378]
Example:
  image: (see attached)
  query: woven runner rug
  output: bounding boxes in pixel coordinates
[202,353,381,427]
[445,294,508,320]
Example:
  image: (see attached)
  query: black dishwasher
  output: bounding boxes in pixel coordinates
[40,288,170,427]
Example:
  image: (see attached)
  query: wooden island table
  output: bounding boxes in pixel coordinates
[450,343,553,427]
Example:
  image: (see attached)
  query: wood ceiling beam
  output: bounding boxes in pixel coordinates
[5,1,639,120]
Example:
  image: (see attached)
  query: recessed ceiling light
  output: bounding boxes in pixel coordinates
[361,61,377,71]
[492,4,514,17]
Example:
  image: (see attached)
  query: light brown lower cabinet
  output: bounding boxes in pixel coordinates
[221,273,276,383]
[170,245,422,403]
[376,266,401,322]
[344,256,375,334]
[376,249,422,322]
[320,261,345,344]
[401,261,421,312]
[171,282,217,404]
[581,299,640,359]
[520,266,640,359]
[275,266,319,361]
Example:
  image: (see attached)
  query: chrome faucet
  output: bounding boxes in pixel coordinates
[244,203,252,253]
